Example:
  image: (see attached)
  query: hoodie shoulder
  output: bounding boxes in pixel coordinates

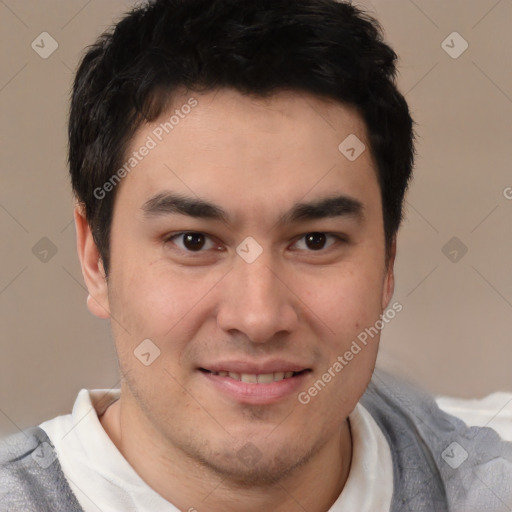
[0,426,85,512]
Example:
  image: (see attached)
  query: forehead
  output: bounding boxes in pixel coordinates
[115,88,381,227]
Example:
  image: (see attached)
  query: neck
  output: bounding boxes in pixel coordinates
[100,391,353,512]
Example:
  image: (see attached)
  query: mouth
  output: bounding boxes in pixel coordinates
[199,368,310,383]
[198,367,312,404]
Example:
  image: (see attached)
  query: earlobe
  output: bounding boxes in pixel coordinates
[74,203,111,319]
[381,236,397,311]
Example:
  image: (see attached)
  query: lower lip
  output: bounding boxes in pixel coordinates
[200,370,310,405]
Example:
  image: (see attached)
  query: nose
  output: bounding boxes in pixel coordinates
[216,250,299,344]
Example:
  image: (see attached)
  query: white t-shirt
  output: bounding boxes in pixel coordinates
[39,389,394,512]
[435,392,512,442]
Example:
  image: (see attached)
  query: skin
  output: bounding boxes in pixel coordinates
[75,88,396,512]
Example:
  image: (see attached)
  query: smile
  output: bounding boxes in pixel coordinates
[198,368,312,404]
[200,368,308,383]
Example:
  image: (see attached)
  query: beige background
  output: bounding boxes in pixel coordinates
[1,0,511,437]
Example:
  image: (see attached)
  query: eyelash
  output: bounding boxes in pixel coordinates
[164,231,348,255]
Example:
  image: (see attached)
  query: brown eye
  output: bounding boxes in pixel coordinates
[292,232,341,252]
[304,233,328,250]
[166,232,216,253]
[181,232,206,251]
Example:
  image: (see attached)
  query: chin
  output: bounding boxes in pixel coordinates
[187,433,323,488]
[199,451,309,488]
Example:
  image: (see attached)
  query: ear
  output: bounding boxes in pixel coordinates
[381,235,396,311]
[74,202,111,319]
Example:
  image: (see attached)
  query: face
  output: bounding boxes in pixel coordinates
[79,88,395,485]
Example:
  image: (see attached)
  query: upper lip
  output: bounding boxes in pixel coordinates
[199,360,311,374]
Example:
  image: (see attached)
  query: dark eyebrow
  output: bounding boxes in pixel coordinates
[279,194,364,225]
[142,192,230,222]
[141,192,364,225]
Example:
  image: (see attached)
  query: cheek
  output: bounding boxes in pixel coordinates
[108,256,221,350]
[302,263,385,331]
[107,265,198,400]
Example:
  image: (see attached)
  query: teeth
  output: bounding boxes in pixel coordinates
[257,373,275,383]
[241,373,258,383]
[211,370,300,383]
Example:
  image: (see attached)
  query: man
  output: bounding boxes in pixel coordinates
[1,0,511,510]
